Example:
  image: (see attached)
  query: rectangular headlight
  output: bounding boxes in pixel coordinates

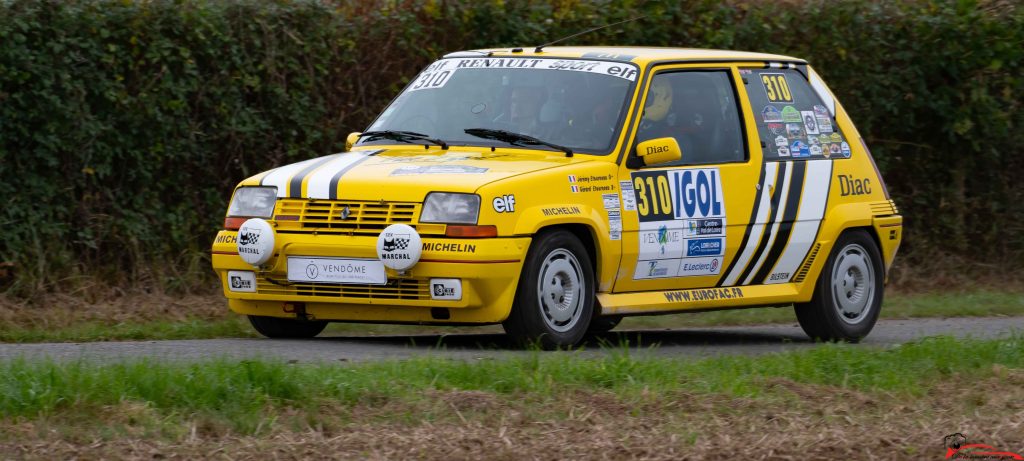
[420,192,480,224]
[227,186,278,218]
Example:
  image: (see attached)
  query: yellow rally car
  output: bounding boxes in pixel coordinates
[211,47,902,348]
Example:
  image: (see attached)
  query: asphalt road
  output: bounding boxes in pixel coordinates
[0,317,1021,363]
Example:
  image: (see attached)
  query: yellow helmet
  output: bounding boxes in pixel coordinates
[642,78,673,122]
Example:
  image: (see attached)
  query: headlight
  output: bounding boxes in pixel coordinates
[420,192,480,224]
[227,187,278,218]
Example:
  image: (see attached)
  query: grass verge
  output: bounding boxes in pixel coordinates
[1,335,1022,459]
[1,289,1021,343]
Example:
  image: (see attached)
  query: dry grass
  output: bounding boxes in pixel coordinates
[2,373,1022,460]
[0,292,227,329]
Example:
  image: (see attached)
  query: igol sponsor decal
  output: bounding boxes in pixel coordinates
[663,287,744,302]
[422,242,477,253]
[542,206,582,216]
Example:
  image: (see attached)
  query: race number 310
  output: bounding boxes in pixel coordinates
[410,70,453,91]
[760,73,793,103]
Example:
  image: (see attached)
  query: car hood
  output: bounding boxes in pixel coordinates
[250,147,589,202]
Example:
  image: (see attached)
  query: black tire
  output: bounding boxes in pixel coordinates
[248,315,327,339]
[587,315,623,334]
[502,230,595,349]
[794,229,884,342]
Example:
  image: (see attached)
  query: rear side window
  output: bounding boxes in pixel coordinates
[743,68,850,160]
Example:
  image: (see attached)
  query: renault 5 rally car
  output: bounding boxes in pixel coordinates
[212,47,902,348]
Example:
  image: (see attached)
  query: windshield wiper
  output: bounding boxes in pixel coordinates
[359,130,448,149]
[464,128,573,157]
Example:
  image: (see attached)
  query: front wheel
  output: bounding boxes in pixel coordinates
[248,315,328,339]
[503,230,595,349]
[794,230,884,342]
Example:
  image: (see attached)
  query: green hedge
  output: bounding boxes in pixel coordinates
[0,0,1021,292]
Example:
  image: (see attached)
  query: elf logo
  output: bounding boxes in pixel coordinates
[493,194,516,213]
[838,174,872,196]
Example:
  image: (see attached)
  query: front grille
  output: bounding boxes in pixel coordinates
[256,276,430,300]
[272,199,444,236]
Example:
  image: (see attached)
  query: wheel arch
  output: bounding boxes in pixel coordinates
[800,224,884,300]
[533,223,600,277]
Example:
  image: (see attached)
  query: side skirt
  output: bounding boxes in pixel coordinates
[597,283,804,316]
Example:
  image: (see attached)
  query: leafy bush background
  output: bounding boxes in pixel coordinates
[0,0,1020,293]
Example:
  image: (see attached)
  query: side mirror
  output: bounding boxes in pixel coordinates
[345,132,362,151]
[636,137,682,166]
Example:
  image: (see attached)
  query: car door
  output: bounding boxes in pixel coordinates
[613,65,766,293]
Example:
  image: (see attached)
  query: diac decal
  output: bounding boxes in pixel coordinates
[838,175,871,196]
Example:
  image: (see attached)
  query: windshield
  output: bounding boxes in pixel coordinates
[362,57,639,154]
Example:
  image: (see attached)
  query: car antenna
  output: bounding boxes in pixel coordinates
[534,16,645,53]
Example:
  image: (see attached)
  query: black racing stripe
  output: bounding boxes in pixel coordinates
[328,150,382,200]
[776,161,834,283]
[753,161,808,284]
[716,162,768,287]
[288,155,341,198]
[735,162,788,285]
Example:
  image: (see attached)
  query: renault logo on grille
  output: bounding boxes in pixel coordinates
[339,205,352,220]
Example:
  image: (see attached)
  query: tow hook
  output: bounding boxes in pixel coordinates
[282,302,314,321]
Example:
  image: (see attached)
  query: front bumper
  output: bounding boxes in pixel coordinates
[211,230,530,324]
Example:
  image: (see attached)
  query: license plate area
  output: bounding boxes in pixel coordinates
[287,257,387,285]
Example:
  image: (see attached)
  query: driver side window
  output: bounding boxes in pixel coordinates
[636,71,746,166]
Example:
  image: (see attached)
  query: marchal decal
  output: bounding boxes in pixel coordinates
[376,224,422,271]
[235,218,275,266]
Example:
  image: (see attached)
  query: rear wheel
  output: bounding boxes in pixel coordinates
[503,230,595,349]
[248,315,327,339]
[794,230,883,342]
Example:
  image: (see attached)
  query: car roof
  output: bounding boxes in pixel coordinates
[445,46,806,65]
